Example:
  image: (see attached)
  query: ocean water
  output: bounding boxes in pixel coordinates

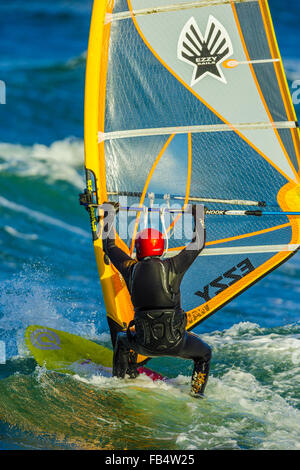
[0,0,300,451]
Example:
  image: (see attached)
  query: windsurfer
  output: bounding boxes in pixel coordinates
[102,202,212,398]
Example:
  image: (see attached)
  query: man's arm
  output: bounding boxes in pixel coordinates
[170,204,206,275]
[102,203,136,280]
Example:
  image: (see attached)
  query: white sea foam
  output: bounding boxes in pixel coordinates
[209,371,300,450]
[0,265,105,357]
[206,321,300,365]
[284,58,300,82]
[0,138,85,188]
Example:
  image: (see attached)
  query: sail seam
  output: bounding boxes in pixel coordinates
[99,121,296,141]
[105,0,258,23]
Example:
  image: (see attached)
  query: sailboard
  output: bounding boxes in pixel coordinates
[25,325,165,381]
[83,0,300,361]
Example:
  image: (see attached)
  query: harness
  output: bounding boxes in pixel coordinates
[128,309,187,352]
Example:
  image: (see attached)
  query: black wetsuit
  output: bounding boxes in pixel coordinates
[102,205,212,394]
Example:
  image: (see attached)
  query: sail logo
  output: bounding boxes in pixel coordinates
[195,258,255,302]
[30,328,61,351]
[177,16,233,85]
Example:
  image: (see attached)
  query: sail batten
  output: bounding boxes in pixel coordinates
[167,244,300,257]
[99,121,297,142]
[106,0,259,24]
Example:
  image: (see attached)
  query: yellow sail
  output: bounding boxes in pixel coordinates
[84,0,300,341]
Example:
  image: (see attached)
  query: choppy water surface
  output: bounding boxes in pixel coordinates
[0,0,299,450]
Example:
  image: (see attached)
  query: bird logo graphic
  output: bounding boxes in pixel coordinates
[178,16,234,86]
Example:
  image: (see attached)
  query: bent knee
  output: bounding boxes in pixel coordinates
[204,344,212,362]
[197,342,212,363]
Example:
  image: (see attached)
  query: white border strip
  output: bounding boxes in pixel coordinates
[165,244,300,257]
[99,121,296,142]
[105,0,258,24]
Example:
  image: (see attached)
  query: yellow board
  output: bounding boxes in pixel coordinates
[25,325,113,374]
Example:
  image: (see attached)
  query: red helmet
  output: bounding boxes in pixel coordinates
[135,228,165,260]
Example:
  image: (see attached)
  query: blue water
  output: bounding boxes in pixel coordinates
[0,0,299,451]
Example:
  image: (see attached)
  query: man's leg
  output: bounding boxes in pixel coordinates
[133,330,212,397]
[113,328,212,397]
[113,332,130,378]
[176,332,212,398]
[113,332,139,379]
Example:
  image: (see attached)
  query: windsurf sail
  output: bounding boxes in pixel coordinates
[83,0,300,348]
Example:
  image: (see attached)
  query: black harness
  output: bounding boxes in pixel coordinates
[129,309,187,352]
[127,258,187,352]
